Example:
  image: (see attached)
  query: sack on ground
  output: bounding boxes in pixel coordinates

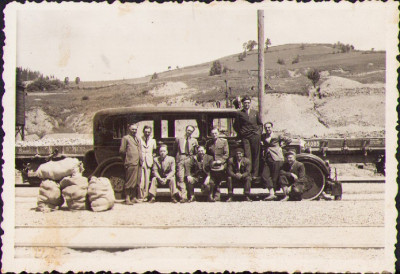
[61,175,88,210]
[36,180,64,212]
[32,158,84,181]
[87,176,115,212]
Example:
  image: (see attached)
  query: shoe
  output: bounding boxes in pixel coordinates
[180,198,188,203]
[171,198,178,203]
[226,197,233,202]
[143,197,149,202]
[244,196,252,202]
[263,195,277,201]
[280,195,289,201]
[188,196,196,203]
[207,196,215,202]
[148,197,156,203]
[131,198,142,204]
[214,196,221,202]
[125,200,134,205]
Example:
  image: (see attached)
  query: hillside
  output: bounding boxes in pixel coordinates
[21,43,385,140]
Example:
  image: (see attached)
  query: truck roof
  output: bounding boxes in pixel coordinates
[94,106,238,118]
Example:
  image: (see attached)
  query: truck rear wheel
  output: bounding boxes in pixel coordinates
[100,162,125,200]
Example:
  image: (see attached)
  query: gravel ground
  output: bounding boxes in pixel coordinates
[16,198,384,227]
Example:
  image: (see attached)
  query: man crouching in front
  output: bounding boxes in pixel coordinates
[147,144,179,203]
[279,151,308,201]
[226,148,252,202]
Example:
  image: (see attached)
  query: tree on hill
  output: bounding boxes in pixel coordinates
[246,40,257,51]
[265,38,271,51]
[75,77,80,85]
[26,77,64,92]
[307,69,320,88]
[209,60,222,76]
[151,72,158,81]
[64,77,69,85]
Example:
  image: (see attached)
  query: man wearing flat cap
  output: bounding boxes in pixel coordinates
[226,148,252,202]
[279,151,310,201]
[206,127,229,201]
[233,96,263,180]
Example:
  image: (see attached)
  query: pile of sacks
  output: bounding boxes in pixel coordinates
[35,157,114,212]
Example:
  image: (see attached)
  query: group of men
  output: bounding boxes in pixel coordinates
[119,96,309,204]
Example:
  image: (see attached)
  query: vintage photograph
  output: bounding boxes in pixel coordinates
[3,2,398,272]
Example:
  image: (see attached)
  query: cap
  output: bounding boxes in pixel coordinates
[235,148,244,154]
[241,95,251,103]
[286,150,296,156]
[210,161,225,172]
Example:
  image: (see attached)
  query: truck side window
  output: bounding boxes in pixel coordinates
[208,118,237,137]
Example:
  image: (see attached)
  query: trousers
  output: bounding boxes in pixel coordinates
[140,164,151,199]
[261,160,283,190]
[227,175,251,196]
[186,175,214,198]
[242,134,261,177]
[149,177,178,198]
[125,165,142,198]
[176,155,188,199]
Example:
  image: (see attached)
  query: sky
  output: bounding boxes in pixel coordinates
[15,2,395,82]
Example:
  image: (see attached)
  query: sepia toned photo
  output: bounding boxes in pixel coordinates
[2,2,398,272]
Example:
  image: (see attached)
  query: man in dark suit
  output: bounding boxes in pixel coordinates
[279,151,310,201]
[261,122,292,201]
[183,146,215,202]
[226,148,252,202]
[233,96,263,180]
[206,127,229,201]
[173,125,198,201]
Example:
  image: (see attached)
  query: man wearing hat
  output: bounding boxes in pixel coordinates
[206,127,229,201]
[233,95,263,180]
[279,151,309,201]
[226,148,252,202]
[183,146,215,202]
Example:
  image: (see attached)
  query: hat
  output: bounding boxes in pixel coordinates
[241,95,251,103]
[211,161,225,172]
[286,150,296,157]
[235,148,244,154]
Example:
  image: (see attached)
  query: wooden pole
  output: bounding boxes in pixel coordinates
[257,10,265,123]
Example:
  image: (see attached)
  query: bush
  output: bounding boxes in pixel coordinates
[291,55,300,64]
[300,44,305,50]
[26,77,65,92]
[82,96,89,101]
[209,61,222,76]
[307,68,320,88]
[151,72,158,81]
[277,58,285,65]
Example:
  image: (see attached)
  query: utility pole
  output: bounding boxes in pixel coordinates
[257,10,265,123]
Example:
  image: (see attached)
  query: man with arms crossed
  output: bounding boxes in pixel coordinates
[226,148,252,202]
[261,122,292,201]
[206,127,229,201]
[184,146,215,202]
[140,125,157,201]
[148,144,179,203]
[119,123,143,205]
[174,125,198,202]
[233,96,263,180]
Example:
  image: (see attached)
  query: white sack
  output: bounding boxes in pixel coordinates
[87,176,115,212]
[61,175,88,210]
[36,180,64,212]
[30,157,84,181]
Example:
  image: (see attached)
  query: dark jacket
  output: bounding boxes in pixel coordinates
[261,133,292,162]
[227,156,251,178]
[280,160,306,181]
[184,154,214,178]
[233,109,263,138]
[205,138,229,163]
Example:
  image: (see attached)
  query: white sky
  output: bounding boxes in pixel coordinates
[16,2,394,81]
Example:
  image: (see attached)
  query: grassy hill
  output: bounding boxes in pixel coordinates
[23,43,385,139]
